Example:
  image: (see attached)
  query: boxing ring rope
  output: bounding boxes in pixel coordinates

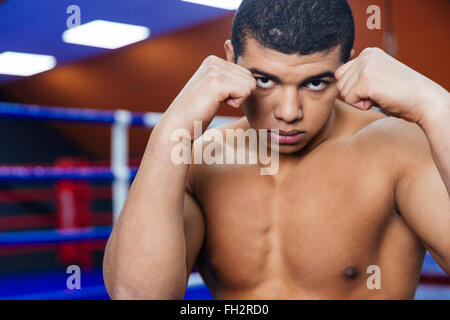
[0,226,112,246]
[0,101,236,255]
[0,166,137,181]
[0,102,156,223]
[0,102,237,222]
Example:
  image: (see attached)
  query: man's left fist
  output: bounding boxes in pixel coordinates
[335,47,446,125]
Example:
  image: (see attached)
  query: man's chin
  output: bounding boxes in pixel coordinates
[275,143,306,155]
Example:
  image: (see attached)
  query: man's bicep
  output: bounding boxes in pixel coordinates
[183,191,205,288]
[396,160,450,273]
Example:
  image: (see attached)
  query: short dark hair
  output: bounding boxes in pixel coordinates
[231,0,355,63]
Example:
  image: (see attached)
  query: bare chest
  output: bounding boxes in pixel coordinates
[193,143,401,293]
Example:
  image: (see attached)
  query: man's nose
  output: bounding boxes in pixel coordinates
[274,87,302,123]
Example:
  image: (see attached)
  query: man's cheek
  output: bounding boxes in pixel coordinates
[303,102,332,127]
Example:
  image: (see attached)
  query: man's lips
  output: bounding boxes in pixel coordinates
[268,130,306,145]
[278,130,303,136]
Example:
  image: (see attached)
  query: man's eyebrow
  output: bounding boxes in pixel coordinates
[249,68,282,82]
[248,68,335,84]
[302,71,336,84]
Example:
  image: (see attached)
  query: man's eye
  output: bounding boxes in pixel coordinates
[255,77,275,89]
[305,80,328,91]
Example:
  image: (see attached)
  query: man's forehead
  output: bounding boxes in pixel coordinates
[238,38,342,71]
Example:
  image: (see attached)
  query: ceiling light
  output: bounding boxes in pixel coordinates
[0,51,56,76]
[62,20,150,49]
[181,0,242,10]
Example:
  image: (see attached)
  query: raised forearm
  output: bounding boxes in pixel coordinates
[103,55,257,299]
[104,117,191,299]
[419,86,450,194]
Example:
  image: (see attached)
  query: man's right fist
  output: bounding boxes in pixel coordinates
[165,55,257,131]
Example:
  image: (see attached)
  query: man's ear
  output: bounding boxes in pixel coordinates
[350,48,356,59]
[224,40,235,63]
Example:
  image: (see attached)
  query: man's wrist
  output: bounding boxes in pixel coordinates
[417,85,450,131]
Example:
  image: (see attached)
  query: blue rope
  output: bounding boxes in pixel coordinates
[0,226,112,245]
[0,102,149,126]
[0,167,138,181]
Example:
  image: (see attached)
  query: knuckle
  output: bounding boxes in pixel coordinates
[209,75,229,92]
[373,47,384,54]
[231,63,252,76]
[204,55,215,62]
[242,67,253,77]
[204,55,220,65]
[205,64,218,73]
[360,55,372,66]
[366,83,375,98]
[361,47,383,63]
[360,66,371,79]
[361,47,375,56]
[207,72,222,84]
[344,94,353,104]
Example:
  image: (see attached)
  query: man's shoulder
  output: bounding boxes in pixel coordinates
[187,116,248,194]
[350,110,430,165]
[353,112,426,147]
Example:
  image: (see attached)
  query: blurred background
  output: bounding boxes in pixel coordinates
[0,0,448,299]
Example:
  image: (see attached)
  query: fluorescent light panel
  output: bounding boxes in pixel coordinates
[0,51,56,76]
[181,0,242,10]
[62,20,150,49]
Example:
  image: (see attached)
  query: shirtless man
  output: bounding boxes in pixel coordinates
[103,0,450,299]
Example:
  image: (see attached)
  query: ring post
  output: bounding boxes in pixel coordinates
[55,158,93,268]
[112,110,131,224]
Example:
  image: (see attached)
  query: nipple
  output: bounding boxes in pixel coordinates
[343,266,359,279]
